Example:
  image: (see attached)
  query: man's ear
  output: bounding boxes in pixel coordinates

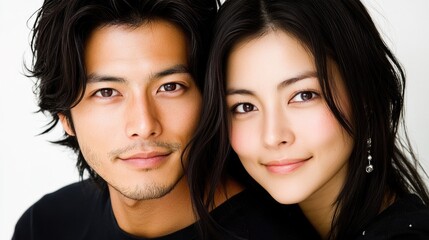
[58,114,75,136]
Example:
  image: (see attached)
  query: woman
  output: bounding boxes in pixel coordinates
[187,0,429,239]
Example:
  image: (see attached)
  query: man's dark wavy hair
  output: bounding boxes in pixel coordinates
[28,0,217,187]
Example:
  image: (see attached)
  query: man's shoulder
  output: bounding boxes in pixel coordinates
[32,179,105,211]
[13,179,109,240]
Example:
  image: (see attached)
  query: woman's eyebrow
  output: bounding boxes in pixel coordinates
[277,71,317,90]
[226,88,254,96]
[226,70,317,96]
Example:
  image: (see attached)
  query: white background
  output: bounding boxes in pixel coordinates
[1,0,428,239]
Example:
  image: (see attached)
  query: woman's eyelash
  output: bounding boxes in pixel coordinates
[289,90,320,103]
[231,102,258,114]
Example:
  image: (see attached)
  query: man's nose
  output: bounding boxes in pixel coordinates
[125,96,161,139]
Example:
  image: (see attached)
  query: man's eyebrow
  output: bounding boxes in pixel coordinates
[151,64,190,80]
[226,71,317,96]
[86,64,190,84]
[86,74,126,84]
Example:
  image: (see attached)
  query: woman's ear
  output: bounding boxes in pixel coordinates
[58,114,75,136]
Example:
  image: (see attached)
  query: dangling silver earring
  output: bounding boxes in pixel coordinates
[365,138,374,173]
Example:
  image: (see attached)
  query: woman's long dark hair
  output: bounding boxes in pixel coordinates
[187,0,429,239]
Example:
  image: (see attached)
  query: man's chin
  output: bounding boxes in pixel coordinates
[109,174,185,201]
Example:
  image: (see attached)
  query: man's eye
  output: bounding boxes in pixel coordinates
[94,88,119,98]
[158,83,183,92]
[233,103,258,114]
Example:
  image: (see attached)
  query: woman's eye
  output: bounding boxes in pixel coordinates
[233,103,258,114]
[290,91,318,103]
[158,83,183,92]
[94,88,119,98]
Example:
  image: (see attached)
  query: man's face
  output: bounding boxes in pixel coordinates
[60,20,202,200]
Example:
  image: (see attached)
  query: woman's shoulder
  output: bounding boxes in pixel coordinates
[355,194,429,240]
[210,186,320,240]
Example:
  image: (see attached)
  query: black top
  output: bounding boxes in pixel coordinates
[13,180,319,240]
[353,194,429,239]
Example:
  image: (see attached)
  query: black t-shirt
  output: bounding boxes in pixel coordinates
[13,180,319,240]
[353,194,429,239]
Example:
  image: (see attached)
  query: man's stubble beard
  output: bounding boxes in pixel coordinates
[80,140,185,201]
[109,172,185,201]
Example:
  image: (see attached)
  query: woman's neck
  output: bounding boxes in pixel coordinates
[300,194,336,239]
[299,166,347,239]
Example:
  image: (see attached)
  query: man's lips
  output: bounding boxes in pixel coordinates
[119,152,172,169]
[262,157,311,174]
[120,152,171,160]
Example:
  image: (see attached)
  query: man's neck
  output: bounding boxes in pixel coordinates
[108,176,195,238]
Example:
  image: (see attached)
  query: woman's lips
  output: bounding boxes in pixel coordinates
[263,157,310,174]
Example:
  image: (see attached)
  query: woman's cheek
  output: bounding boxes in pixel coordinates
[229,121,257,158]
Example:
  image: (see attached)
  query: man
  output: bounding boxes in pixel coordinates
[13,0,318,239]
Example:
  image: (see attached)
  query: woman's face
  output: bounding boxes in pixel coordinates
[226,30,354,206]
